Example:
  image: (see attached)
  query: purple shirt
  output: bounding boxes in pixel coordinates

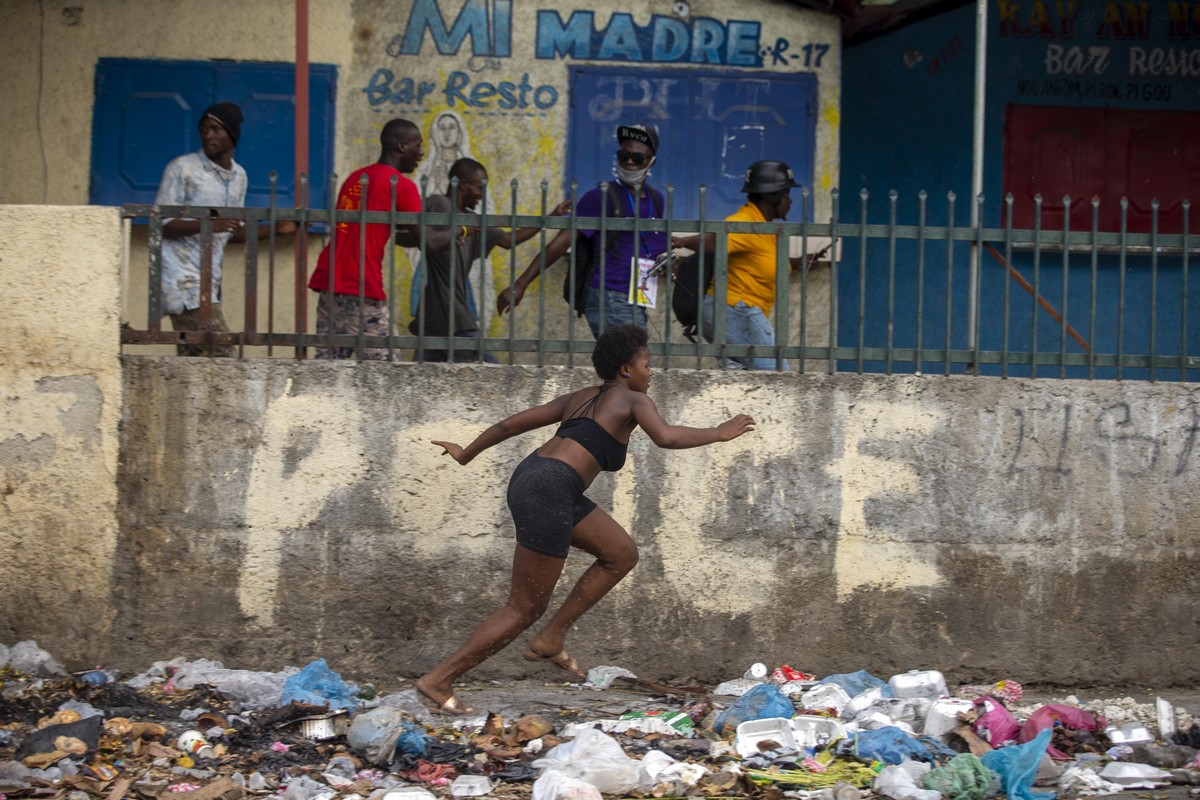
[575,183,668,294]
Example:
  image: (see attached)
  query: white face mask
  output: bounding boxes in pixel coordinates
[617,156,654,189]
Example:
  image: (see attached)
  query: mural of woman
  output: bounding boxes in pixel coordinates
[415,110,470,199]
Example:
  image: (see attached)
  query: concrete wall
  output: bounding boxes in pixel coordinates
[112,357,1200,687]
[0,206,124,653]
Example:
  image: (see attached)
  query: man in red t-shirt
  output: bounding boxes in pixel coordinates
[309,118,438,360]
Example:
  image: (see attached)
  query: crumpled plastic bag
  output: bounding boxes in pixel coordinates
[713,684,795,735]
[532,728,639,800]
[378,689,435,725]
[819,670,895,699]
[981,727,1055,800]
[127,657,297,711]
[531,772,601,800]
[971,696,1020,746]
[5,641,67,677]
[280,774,335,800]
[280,659,360,711]
[840,726,957,765]
[1019,704,1105,760]
[923,753,991,800]
[348,706,427,765]
[874,759,941,800]
[582,666,636,690]
[1059,765,1127,797]
[637,750,707,790]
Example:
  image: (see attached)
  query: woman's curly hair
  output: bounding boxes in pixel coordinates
[592,324,648,380]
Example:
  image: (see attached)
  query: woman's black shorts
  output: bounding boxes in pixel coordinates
[506,451,597,558]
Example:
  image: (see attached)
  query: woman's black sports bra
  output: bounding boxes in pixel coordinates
[554,384,628,471]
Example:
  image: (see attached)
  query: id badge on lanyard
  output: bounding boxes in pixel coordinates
[628,256,658,308]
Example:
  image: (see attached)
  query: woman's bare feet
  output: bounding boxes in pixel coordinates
[414,676,478,716]
[522,645,586,678]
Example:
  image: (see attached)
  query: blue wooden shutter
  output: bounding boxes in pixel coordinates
[90,57,337,209]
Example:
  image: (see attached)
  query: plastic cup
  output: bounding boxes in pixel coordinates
[177,730,215,759]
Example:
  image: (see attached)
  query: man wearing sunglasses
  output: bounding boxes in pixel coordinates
[496,123,668,337]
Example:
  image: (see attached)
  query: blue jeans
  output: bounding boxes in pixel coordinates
[701,296,787,370]
[583,285,647,339]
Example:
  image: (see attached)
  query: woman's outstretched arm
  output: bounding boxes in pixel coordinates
[629,394,755,449]
[433,393,572,465]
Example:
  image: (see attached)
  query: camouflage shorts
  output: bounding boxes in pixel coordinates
[313,291,399,361]
[169,305,233,357]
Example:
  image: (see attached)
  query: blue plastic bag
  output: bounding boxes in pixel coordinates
[280,658,360,711]
[838,726,957,765]
[713,684,795,735]
[981,727,1055,800]
[396,720,428,757]
[348,706,427,765]
[818,670,894,699]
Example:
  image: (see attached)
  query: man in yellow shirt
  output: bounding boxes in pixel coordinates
[673,160,799,369]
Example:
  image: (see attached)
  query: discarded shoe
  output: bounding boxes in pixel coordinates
[522,648,585,679]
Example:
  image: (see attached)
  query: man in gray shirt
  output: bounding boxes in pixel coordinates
[411,158,568,362]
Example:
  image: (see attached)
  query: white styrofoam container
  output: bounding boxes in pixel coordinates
[735,718,797,756]
[844,686,886,718]
[888,669,948,699]
[734,716,847,757]
[384,789,437,800]
[791,716,847,748]
[922,697,976,737]
[799,683,852,715]
[450,776,496,798]
[1106,723,1154,744]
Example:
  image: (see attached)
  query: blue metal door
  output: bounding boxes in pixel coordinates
[567,67,815,221]
[91,58,337,209]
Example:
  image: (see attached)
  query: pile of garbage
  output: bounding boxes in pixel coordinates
[2,641,1199,800]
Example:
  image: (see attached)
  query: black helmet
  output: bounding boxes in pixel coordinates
[741,160,800,194]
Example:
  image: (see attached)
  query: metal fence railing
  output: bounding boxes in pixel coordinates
[120,178,1200,382]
